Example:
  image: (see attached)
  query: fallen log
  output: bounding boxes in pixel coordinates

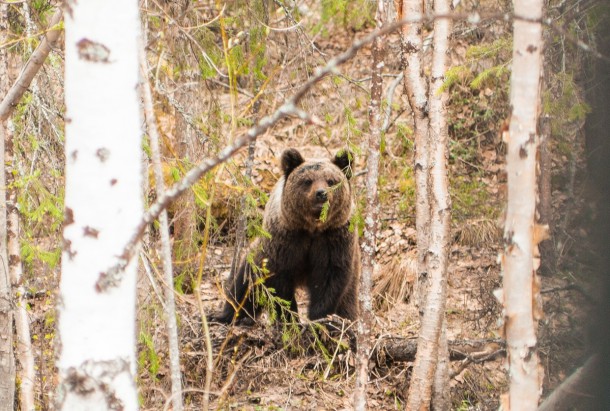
[202,317,505,368]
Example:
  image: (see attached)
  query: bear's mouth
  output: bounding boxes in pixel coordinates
[311,201,331,222]
[312,203,325,213]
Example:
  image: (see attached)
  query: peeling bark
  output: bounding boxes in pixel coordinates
[402,0,452,408]
[354,2,388,409]
[499,0,545,408]
[401,0,431,313]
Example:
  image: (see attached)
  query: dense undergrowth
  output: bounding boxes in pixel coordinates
[4,0,606,409]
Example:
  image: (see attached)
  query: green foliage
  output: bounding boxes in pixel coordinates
[21,242,61,268]
[442,37,512,144]
[249,23,268,82]
[138,331,160,381]
[198,51,223,80]
[470,65,510,90]
[449,138,479,165]
[344,107,363,140]
[397,166,416,220]
[195,28,224,80]
[316,0,374,34]
[170,166,181,182]
[465,37,512,60]
[318,201,330,223]
[15,176,63,230]
[142,135,152,159]
[229,44,249,77]
[318,181,344,223]
[543,72,591,136]
[31,0,53,14]
[12,169,63,271]
[455,399,475,411]
[239,179,267,230]
[450,175,498,222]
[394,123,414,154]
[349,196,365,236]
[439,66,471,93]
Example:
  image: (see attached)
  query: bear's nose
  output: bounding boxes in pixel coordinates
[316,189,328,202]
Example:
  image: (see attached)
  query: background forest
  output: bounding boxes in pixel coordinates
[0,0,609,410]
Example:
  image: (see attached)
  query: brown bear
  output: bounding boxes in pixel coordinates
[215,148,360,323]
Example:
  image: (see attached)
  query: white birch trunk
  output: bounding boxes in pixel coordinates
[57,1,142,410]
[401,0,431,314]
[9,210,35,411]
[3,122,36,411]
[0,3,16,409]
[429,2,452,409]
[499,0,544,408]
[0,124,15,411]
[404,0,452,408]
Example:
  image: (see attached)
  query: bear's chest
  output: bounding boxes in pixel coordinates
[265,229,346,277]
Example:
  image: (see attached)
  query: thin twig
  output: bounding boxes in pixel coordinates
[382,72,404,133]
[139,37,184,411]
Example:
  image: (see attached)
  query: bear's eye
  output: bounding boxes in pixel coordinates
[302,179,313,187]
[327,179,338,186]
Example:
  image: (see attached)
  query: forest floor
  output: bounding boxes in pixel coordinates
[23,2,602,410]
[136,22,595,409]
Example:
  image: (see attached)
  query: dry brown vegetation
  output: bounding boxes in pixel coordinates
[5,0,607,409]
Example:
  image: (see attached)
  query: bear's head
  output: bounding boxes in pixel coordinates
[279,148,354,232]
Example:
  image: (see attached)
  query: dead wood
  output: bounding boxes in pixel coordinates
[207,318,505,368]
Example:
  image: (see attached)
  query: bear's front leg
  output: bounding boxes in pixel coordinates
[261,272,298,322]
[213,258,257,324]
[306,229,358,321]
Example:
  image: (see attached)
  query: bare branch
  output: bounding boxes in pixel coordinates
[139,37,184,411]
[0,8,63,121]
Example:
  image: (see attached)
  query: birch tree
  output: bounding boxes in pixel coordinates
[6,122,35,411]
[401,0,453,408]
[139,43,184,411]
[57,1,143,409]
[0,123,15,411]
[498,0,545,408]
[0,4,16,409]
[354,1,388,409]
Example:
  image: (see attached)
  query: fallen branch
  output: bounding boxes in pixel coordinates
[541,282,597,303]
[208,319,504,368]
[375,336,504,364]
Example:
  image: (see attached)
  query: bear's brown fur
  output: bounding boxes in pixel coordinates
[215,148,360,323]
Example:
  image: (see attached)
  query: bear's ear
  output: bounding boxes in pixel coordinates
[281,148,305,177]
[333,150,354,179]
